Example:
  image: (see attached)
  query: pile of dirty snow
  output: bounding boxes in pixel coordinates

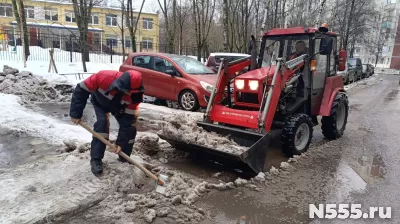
[158,114,248,155]
[0,65,74,103]
[344,74,383,92]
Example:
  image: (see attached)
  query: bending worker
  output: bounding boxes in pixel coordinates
[69,70,144,175]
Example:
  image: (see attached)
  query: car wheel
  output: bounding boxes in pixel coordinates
[178,90,200,111]
[344,76,349,85]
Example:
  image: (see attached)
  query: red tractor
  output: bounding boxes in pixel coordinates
[159,24,349,173]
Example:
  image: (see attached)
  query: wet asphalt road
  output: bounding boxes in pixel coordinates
[197,74,400,224]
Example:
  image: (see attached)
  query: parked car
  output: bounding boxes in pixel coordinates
[119,53,218,111]
[348,58,362,80]
[205,52,268,74]
[205,53,250,73]
[362,64,371,78]
[337,62,356,84]
[368,64,374,76]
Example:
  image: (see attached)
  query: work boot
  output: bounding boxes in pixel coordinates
[90,159,103,175]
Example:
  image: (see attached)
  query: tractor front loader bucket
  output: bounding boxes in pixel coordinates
[158,121,272,174]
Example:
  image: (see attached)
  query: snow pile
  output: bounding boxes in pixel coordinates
[344,74,382,92]
[135,132,161,154]
[0,65,74,103]
[158,114,248,155]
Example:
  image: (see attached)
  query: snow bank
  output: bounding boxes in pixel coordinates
[0,93,91,145]
[158,114,248,155]
[0,65,74,103]
[344,74,382,91]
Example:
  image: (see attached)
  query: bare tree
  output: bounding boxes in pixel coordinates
[192,0,216,60]
[126,0,145,52]
[158,0,177,53]
[71,0,101,72]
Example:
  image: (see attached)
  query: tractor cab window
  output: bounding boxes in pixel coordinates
[287,39,309,60]
[262,35,309,66]
[314,39,328,73]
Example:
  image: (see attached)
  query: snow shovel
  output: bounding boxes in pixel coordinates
[78,122,167,191]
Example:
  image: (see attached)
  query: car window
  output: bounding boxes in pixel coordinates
[152,56,175,74]
[348,59,357,66]
[133,56,151,69]
[170,55,215,74]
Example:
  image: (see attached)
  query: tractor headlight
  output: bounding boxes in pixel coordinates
[235,79,244,89]
[248,80,259,90]
[200,81,214,93]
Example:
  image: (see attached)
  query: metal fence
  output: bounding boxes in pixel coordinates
[0,30,200,64]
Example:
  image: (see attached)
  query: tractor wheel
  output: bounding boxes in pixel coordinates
[281,114,314,157]
[321,93,349,139]
[178,90,200,111]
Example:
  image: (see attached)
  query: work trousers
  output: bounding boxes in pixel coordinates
[91,104,137,161]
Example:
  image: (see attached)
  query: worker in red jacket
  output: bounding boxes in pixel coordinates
[69,70,144,175]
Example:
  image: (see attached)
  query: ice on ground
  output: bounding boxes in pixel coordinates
[0,93,91,145]
[0,152,146,224]
[158,114,248,155]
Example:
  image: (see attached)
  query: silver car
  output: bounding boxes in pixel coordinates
[337,62,356,84]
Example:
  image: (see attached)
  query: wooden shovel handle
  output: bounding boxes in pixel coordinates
[79,122,164,186]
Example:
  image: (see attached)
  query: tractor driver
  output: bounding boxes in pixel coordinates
[289,40,307,60]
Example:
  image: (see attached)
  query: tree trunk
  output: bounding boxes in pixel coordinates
[344,0,355,50]
[223,0,229,51]
[121,2,125,61]
[12,0,30,62]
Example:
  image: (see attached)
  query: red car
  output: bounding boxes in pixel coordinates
[119,53,218,111]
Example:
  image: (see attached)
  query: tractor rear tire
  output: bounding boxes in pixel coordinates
[321,93,349,139]
[281,114,314,157]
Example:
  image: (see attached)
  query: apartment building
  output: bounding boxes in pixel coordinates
[0,0,159,54]
[353,0,400,68]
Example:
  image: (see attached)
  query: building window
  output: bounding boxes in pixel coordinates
[24,6,34,19]
[65,11,76,23]
[142,18,153,30]
[125,38,131,48]
[106,36,118,47]
[94,33,100,45]
[0,4,13,17]
[106,14,117,26]
[355,47,361,53]
[89,13,99,25]
[142,38,153,49]
[127,16,137,27]
[45,8,58,21]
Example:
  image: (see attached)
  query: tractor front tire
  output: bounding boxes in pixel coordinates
[321,93,349,139]
[281,114,314,157]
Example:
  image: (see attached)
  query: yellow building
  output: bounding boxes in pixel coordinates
[0,0,160,54]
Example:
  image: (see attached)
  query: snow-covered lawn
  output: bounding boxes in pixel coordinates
[0,46,125,64]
